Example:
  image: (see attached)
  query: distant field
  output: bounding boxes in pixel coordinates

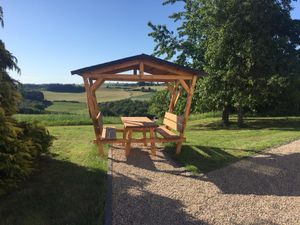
[46,101,88,115]
[43,86,164,103]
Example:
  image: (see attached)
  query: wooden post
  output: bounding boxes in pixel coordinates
[149,128,156,156]
[139,62,144,77]
[168,81,179,113]
[83,76,97,119]
[143,129,147,146]
[176,75,197,154]
[83,75,104,155]
[125,129,132,157]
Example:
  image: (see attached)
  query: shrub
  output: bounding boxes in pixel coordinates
[100,99,152,117]
[0,109,53,195]
[18,90,52,114]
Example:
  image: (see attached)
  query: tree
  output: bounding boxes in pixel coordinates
[0,6,21,115]
[148,0,300,126]
[0,6,52,195]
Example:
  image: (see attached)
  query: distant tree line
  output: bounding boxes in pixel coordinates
[22,83,85,93]
[46,84,85,92]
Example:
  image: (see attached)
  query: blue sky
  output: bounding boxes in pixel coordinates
[1,0,300,84]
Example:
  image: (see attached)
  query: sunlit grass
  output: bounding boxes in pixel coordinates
[14,113,121,126]
[167,116,300,173]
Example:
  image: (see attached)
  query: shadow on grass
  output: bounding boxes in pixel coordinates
[189,117,300,131]
[166,144,300,196]
[0,156,107,225]
[165,144,242,173]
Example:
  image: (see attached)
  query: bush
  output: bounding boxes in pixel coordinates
[0,109,53,195]
[100,99,152,117]
[18,90,52,114]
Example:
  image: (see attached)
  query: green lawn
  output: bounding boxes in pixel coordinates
[14,114,121,126]
[0,126,108,225]
[2,114,300,225]
[167,116,300,173]
[46,101,88,114]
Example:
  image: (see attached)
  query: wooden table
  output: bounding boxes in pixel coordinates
[121,117,158,157]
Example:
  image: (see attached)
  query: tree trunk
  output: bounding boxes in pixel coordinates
[237,105,244,127]
[222,105,230,126]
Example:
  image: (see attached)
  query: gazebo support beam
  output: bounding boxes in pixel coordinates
[179,79,190,93]
[168,81,179,113]
[91,78,105,92]
[176,75,197,154]
[83,76,104,155]
[87,74,193,81]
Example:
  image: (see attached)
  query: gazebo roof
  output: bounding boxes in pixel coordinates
[71,53,205,77]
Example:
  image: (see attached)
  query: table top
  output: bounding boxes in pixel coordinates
[121,117,158,128]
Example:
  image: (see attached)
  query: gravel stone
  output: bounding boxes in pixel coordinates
[111,140,300,225]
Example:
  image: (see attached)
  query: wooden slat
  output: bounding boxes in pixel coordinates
[121,117,157,128]
[98,137,185,144]
[163,117,183,132]
[101,127,116,140]
[163,112,184,132]
[96,112,103,133]
[86,74,193,81]
[165,112,184,124]
[144,60,197,76]
[155,126,179,139]
[179,79,190,93]
[139,62,144,76]
[90,60,140,75]
[174,91,181,107]
[91,78,105,92]
[168,81,179,112]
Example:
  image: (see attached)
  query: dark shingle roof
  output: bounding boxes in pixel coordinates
[71,53,204,76]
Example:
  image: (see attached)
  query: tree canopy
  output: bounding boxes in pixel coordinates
[148,0,300,125]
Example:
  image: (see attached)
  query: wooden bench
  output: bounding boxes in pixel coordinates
[155,112,185,153]
[93,112,121,155]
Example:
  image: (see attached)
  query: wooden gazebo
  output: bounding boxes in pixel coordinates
[71,54,204,156]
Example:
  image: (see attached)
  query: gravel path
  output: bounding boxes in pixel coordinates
[110,140,300,225]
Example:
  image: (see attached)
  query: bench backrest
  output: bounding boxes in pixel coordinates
[95,111,103,134]
[163,112,184,133]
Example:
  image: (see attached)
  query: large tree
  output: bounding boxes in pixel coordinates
[148,0,300,126]
[0,6,52,195]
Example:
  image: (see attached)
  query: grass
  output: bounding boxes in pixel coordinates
[43,86,157,103]
[166,116,300,173]
[0,126,108,225]
[130,92,155,101]
[14,113,121,126]
[46,101,88,114]
[3,113,300,225]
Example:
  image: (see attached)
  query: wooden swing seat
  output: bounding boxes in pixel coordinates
[155,112,183,140]
[155,126,179,139]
